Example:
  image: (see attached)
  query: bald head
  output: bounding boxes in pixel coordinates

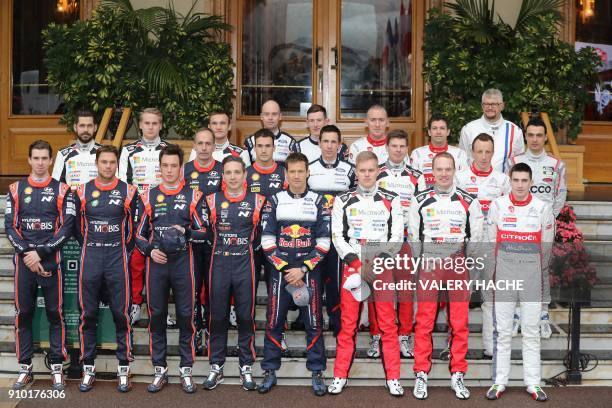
[365,104,389,140]
[261,100,282,133]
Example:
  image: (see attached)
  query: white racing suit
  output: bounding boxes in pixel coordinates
[486,193,554,387]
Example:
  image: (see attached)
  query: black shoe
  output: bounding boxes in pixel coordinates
[311,371,327,396]
[258,370,277,394]
[203,364,224,390]
[13,364,33,390]
[147,366,168,393]
[290,320,306,331]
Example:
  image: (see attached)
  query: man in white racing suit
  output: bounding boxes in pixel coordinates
[484,162,554,402]
[459,88,524,173]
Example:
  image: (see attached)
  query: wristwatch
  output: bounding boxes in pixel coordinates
[301,265,308,274]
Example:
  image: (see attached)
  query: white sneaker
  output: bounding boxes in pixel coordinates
[413,371,428,399]
[451,372,470,399]
[167,314,176,327]
[327,377,347,394]
[399,335,414,358]
[540,312,552,339]
[385,379,404,397]
[280,332,288,352]
[512,307,520,337]
[486,384,505,400]
[229,305,237,327]
[367,334,381,358]
[130,304,141,324]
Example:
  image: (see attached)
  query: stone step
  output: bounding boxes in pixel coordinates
[0,354,610,385]
[568,201,610,220]
[576,219,612,241]
[585,241,612,262]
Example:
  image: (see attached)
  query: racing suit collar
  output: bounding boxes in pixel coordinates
[76,139,95,152]
[509,192,533,206]
[215,140,230,151]
[470,163,493,177]
[356,184,378,197]
[308,135,319,145]
[319,156,339,168]
[367,134,387,147]
[386,158,407,171]
[141,136,161,148]
[194,158,216,172]
[159,180,185,195]
[481,114,504,128]
[434,184,456,196]
[428,142,448,153]
[253,161,278,174]
[525,149,546,160]
[27,175,52,188]
[94,177,119,191]
[287,187,309,199]
[224,188,247,203]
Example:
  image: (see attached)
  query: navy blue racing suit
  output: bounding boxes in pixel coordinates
[260,189,330,372]
[5,176,75,364]
[184,159,223,334]
[206,190,266,367]
[135,181,209,368]
[74,178,138,365]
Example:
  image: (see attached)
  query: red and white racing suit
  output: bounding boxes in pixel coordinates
[373,161,421,338]
[408,185,484,374]
[459,115,525,173]
[486,193,554,387]
[119,137,168,306]
[410,144,468,189]
[347,135,388,165]
[331,186,403,379]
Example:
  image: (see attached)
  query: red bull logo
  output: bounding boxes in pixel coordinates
[281,224,311,239]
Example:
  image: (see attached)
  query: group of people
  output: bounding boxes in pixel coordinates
[5,87,566,402]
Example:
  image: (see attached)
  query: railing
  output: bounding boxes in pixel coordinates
[95,107,132,149]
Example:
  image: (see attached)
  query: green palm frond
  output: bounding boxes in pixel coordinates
[512,0,564,33]
[445,0,499,44]
[144,57,187,99]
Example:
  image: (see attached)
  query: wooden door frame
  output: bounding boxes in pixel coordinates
[0,0,98,175]
[226,0,431,149]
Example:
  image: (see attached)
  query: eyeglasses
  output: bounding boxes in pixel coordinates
[482,102,502,108]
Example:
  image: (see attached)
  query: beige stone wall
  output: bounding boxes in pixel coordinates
[444,0,523,26]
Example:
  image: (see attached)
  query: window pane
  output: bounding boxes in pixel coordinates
[575,0,612,122]
[241,0,313,116]
[12,0,79,115]
[340,0,412,118]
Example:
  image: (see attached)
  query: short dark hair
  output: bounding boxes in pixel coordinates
[29,140,52,158]
[74,108,96,124]
[427,113,448,129]
[472,133,495,150]
[159,144,184,166]
[431,151,455,169]
[387,129,409,145]
[95,145,119,161]
[208,111,231,121]
[509,162,533,180]
[526,117,547,135]
[285,152,309,170]
[222,155,246,172]
[254,128,275,144]
[319,124,341,142]
[307,104,327,118]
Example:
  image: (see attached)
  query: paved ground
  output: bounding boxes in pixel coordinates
[4,380,611,408]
